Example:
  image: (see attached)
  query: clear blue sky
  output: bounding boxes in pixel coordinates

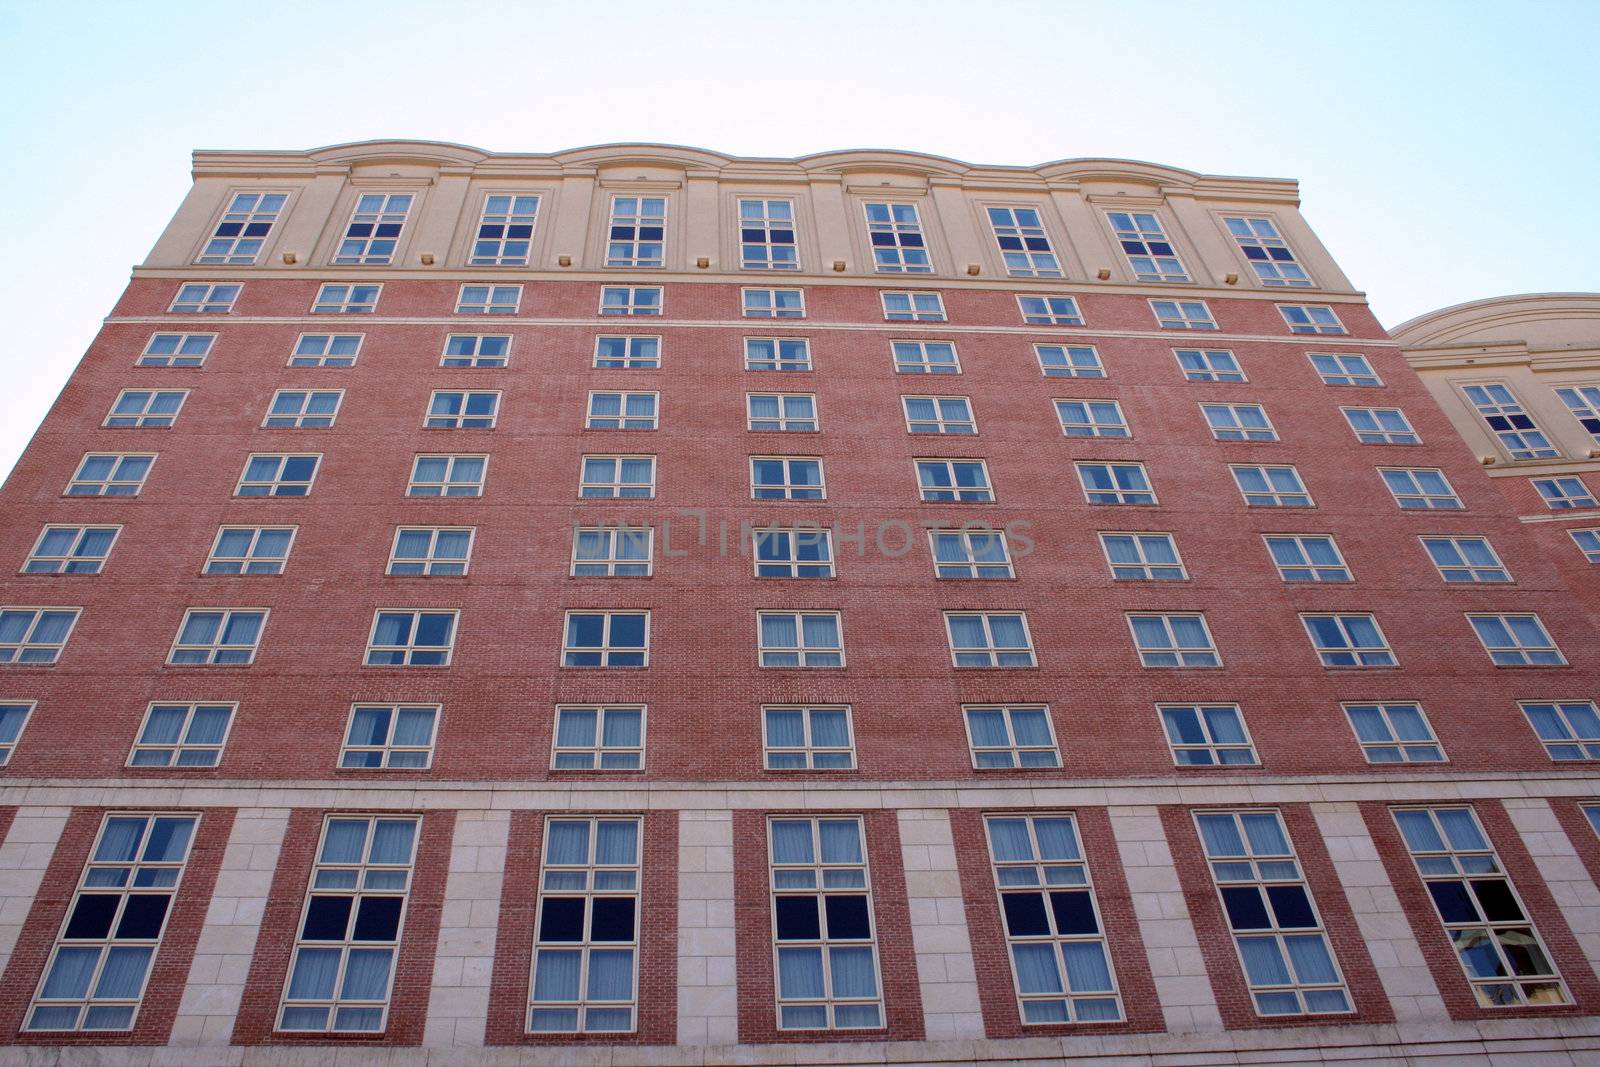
[1,0,1596,482]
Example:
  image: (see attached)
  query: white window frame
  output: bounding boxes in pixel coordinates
[579,455,657,499]
[1532,476,1598,510]
[747,392,818,432]
[742,287,806,318]
[425,390,500,429]
[1099,532,1186,581]
[1263,534,1351,582]
[986,206,1063,278]
[263,389,343,429]
[105,389,187,428]
[138,333,214,367]
[763,706,856,770]
[166,607,266,666]
[585,391,658,430]
[902,395,975,434]
[66,453,155,497]
[202,526,296,576]
[0,700,33,764]
[290,333,362,367]
[1127,613,1220,668]
[338,704,439,769]
[1016,294,1083,326]
[469,193,540,266]
[1461,382,1560,460]
[1343,702,1445,764]
[1420,536,1510,583]
[752,526,836,579]
[333,193,413,265]
[595,335,661,369]
[1570,528,1600,563]
[928,527,1014,579]
[406,454,487,497]
[570,526,653,577]
[1342,406,1419,444]
[963,705,1060,769]
[1158,704,1259,766]
[234,453,320,497]
[1034,344,1104,378]
[1222,215,1313,288]
[598,286,663,316]
[197,191,288,264]
[1308,353,1380,386]
[1278,305,1347,335]
[738,198,800,271]
[441,335,510,368]
[1519,701,1600,762]
[1467,613,1565,667]
[1107,211,1189,281]
[750,456,826,501]
[916,459,993,502]
[0,607,81,665]
[387,527,474,577]
[128,702,235,768]
[605,195,668,268]
[551,706,646,770]
[1055,398,1129,438]
[311,283,380,314]
[168,283,239,314]
[1076,462,1156,505]
[363,609,458,667]
[944,611,1036,668]
[1231,464,1313,507]
[744,337,811,372]
[1150,300,1217,330]
[1380,468,1463,510]
[1174,348,1245,382]
[863,201,933,274]
[1201,402,1277,442]
[562,610,650,668]
[891,339,960,375]
[456,284,522,315]
[880,291,946,321]
[23,525,121,575]
[758,611,844,668]
[1299,613,1397,668]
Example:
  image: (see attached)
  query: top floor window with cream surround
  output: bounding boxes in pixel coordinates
[470,194,540,266]
[739,199,799,270]
[864,202,932,273]
[334,194,413,265]
[197,192,287,264]
[606,196,667,268]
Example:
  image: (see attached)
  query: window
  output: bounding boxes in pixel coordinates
[752,457,824,500]
[1391,806,1568,1008]
[1151,300,1216,330]
[169,283,238,314]
[1421,536,1510,583]
[945,611,1035,667]
[1202,403,1277,442]
[236,454,319,496]
[339,705,438,769]
[290,334,361,367]
[983,813,1120,1023]
[23,526,119,574]
[1462,384,1559,460]
[1100,532,1185,580]
[1555,384,1600,445]
[1232,465,1312,507]
[930,528,1013,579]
[1055,399,1129,438]
[1194,810,1351,1016]
[1533,476,1597,510]
[743,288,805,318]
[407,454,486,497]
[1107,212,1188,281]
[365,611,457,667]
[25,813,199,1032]
[528,817,643,1033]
[470,194,539,266]
[1520,701,1600,761]
[1300,613,1396,667]
[334,193,412,264]
[105,390,186,428]
[1159,705,1257,765]
[388,527,472,576]
[579,455,655,498]
[1308,353,1380,386]
[552,707,645,770]
[1264,535,1350,582]
[1342,407,1418,444]
[748,393,817,431]
[600,286,662,316]
[881,291,945,321]
[964,706,1059,768]
[198,191,287,263]
[764,707,855,769]
[759,612,843,667]
[740,199,799,270]
[1380,468,1463,510]
[0,701,32,764]
[456,284,521,314]
[563,611,648,667]
[916,459,992,502]
[264,390,342,428]
[1279,305,1345,334]
[586,391,657,430]
[167,609,265,665]
[129,703,234,767]
[903,395,975,434]
[768,816,883,1028]
[1034,344,1104,378]
[1017,295,1083,326]
[311,284,380,314]
[1077,462,1155,505]
[138,333,213,367]
[737,336,812,371]
[986,206,1061,277]
[0,608,79,664]
[441,335,509,367]
[1128,614,1219,667]
[864,201,931,273]
[605,196,666,267]
[278,815,419,1032]
[596,336,661,369]
[425,390,499,429]
[1344,703,1444,764]
[1223,216,1311,287]
[1571,528,1600,563]
[754,527,834,578]
[571,527,652,576]
[1467,614,1564,666]
[204,526,295,576]
[892,340,960,374]
[66,454,154,497]
[1175,348,1245,382]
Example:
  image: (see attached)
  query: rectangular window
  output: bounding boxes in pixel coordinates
[1463,384,1559,460]
[1264,534,1350,582]
[903,395,975,434]
[290,334,361,367]
[1077,462,1155,505]
[987,206,1061,277]
[1279,305,1346,334]
[1055,399,1129,438]
[552,707,645,770]
[983,813,1120,1023]
[1160,704,1258,765]
[1017,295,1083,326]
[1308,353,1379,386]
[528,817,643,1033]
[105,390,186,428]
[1468,614,1563,666]
[754,527,835,578]
[1555,384,1600,445]
[129,703,234,767]
[892,340,960,374]
[1175,348,1245,382]
[365,610,457,667]
[600,286,662,316]
[25,813,199,1032]
[759,612,843,668]
[743,288,805,318]
[916,459,992,502]
[1151,300,1216,330]
[0,608,79,664]
[743,337,809,372]
[311,284,380,314]
[339,705,438,769]
[881,291,945,321]
[67,454,154,497]
[1223,217,1311,287]
[264,390,342,428]
[426,390,499,429]
[236,454,319,497]
[407,454,486,497]
[1344,703,1444,764]
[740,199,799,270]
[1571,528,1600,562]
[864,202,931,273]
[388,527,473,576]
[1203,403,1277,441]
[1232,464,1312,507]
[1520,701,1600,761]
[1391,806,1568,1008]
[334,194,412,264]
[169,284,239,314]
[1128,614,1219,667]
[1422,536,1509,583]
[1035,344,1104,378]
[1343,406,1418,444]
[752,457,825,500]
[571,527,652,577]
[0,701,33,763]
[748,393,817,431]
[203,526,295,575]
[768,816,883,1028]
[1100,532,1185,580]
[167,608,265,665]
[278,815,419,1032]
[1194,810,1351,1015]
[964,706,1060,769]
[198,192,287,264]
[470,194,540,266]
[579,455,655,498]
[596,335,661,369]
[1300,613,1396,667]
[457,284,521,314]
[441,335,510,368]
[586,391,657,430]
[606,196,667,268]
[945,611,1035,667]
[1107,212,1188,281]
[1381,468,1463,510]
[139,333,214,367]
[563,611,649,667]
[930,527,1013,579]
[23,526,120,575]
[1533,476,1597,510]
[764,707,855,769]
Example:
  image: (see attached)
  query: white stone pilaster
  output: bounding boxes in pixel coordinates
[676,809,736,1045]
[0,807,70,979]
[1504,797,1600,976]
[422,809,509,1048]
[897,808,983,1039]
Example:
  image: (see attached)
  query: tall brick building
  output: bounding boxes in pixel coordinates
[0,140,1596,1064]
